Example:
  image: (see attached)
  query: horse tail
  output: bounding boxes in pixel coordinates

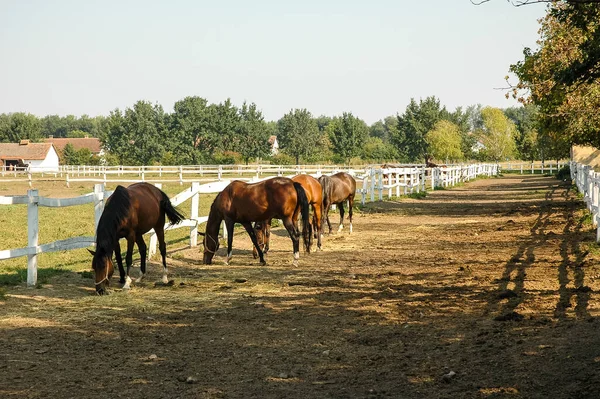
[293,182,311,253]
[160,191,185,225]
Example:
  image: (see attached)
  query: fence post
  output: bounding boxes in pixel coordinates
[370,168,375,202]
[94,184,104,233]
[27,189,39,287]
[378,170,383,201]
[179,165,183,185]
[149,183,162,258]
[190,182,199,247]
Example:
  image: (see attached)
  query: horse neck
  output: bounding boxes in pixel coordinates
[206,207,223,241]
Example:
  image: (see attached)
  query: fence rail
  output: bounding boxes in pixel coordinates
[0,163,499,286]
[571,161,600,242]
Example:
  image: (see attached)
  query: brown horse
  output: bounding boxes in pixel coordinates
[318,172,357,234]
[253,174,323,257]
[201,177,310,266]
[89,183,184,295]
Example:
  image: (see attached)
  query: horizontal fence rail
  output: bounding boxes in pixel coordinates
[570,161,600,242]
[0,163,499,286]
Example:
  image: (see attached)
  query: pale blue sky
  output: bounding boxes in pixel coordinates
[0,0,546,124]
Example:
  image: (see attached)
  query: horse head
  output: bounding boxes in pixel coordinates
[88,248,114,295]
[198,232,220,264]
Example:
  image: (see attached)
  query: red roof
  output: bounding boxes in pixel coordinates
[44,137,102,154]
[0,143,55,160]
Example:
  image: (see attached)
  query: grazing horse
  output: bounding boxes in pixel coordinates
[319,172,357,234]
[201,177,310,266]
[252,174,323,257]
[89,183,184,295]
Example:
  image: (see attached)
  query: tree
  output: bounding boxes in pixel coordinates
[122,101,168,165]
[477,107,518,162]
[393,96,450,162]
[61,143,79,165]
[327,112,369,164]
[238,102,270,164]
[99,109,128,164]
[504,104,540,161]
[0,113,42,142]
[361,137,399,162]
[277,109,321,164]
[207,99,241,155]
[425,120,464,162]
[170,96,211,164]
[509,3,600,148]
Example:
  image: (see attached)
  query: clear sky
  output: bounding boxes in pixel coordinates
[0,0,546,124]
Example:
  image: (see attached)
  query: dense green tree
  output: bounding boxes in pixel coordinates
[99,109,128,164]
[327,112,369,164]
[277,109,321,164]
[207,98,241,154]
[122,101,168,165]
[238,102,270,164]
[0,113,42,142]
[170,96,211,164]
[61,143,79,164]
[393,96,450,162]
[425,120,464,162]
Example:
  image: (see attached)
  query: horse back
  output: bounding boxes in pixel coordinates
[220,178,297,221]
[325,172,356,203]
[124,183,164,233]
[292,174,322,205]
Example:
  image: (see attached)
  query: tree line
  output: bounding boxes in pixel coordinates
[0,95,568,166]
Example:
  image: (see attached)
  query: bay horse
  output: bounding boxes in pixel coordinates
[201,177,310,266]
[318,172,357,234]
[89,182,185,295]
[252,174,323,257]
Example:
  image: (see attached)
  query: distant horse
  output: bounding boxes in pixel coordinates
[253,174,323,257]
[318,172,357,234]
[89,183,185,295]
[201,177,310,266]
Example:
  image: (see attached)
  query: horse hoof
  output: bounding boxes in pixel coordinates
[161,275,169,284]
[260,260,267,266]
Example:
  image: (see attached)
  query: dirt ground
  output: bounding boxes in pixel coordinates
[2,174,600,399]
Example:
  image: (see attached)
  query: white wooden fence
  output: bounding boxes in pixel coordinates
[570,161,600,242]
[0,163,499,286]
[499,161,568,174]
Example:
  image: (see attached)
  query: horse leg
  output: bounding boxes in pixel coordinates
[154,227,169,284]
[241,222,266,266]
[264,220,271,254]
[313,203,323,250]
[337,201,345,233]
[348,195,355,234]
[123,236,135,289]
[282,217,300,266]
[115,240,126,284]
[323,201,332,235]
[134,234,147,283]
[225,219,235,265]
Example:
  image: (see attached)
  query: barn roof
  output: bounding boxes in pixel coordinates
[43,137,102,154]
[0,143,54,161]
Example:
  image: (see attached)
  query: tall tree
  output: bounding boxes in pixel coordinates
[277,109,321,165]
[99,109,128,164]
[0,113,43,142]
[393,96,450,162]
[171,96,211,164]
[122,101,168,165]
[238,102,270,164]
[327,112,369,164]
[510,3,600,148]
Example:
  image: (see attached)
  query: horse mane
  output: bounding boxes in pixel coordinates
[95,185,131,257]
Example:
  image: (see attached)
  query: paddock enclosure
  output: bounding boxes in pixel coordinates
[2,174,600,398]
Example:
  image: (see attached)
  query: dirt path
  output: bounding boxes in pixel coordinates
[1,175,600,399]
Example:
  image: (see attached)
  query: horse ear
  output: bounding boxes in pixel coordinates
[87,249,96,257]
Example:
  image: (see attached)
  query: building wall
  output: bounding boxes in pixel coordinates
[572,145,600,170]
[26,146,60,172]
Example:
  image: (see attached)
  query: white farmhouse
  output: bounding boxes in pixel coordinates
[0,140,60,172]
[268,135,279,155]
